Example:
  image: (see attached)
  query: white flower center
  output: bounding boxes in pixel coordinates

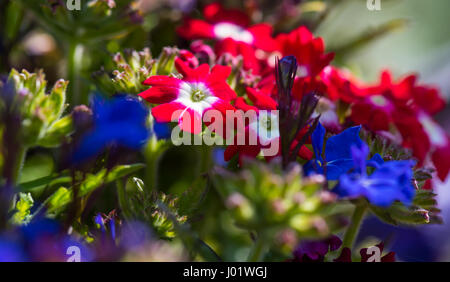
[213,22,254,44]
[175,82,218,116]
[370,95,389,107]
[296,65,309,78]
[249,111,280,145]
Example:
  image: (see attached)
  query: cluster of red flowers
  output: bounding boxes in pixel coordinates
[321,66,449,183]
[138,3,449,184]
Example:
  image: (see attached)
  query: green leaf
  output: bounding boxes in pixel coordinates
[178,176,209,216]
[4,0,23,41]
[38,115,73,148]
[41,79,68,125]
[18,153,54,189]
[19,174,71,192]
[47,187,71,214]
[105,163,146,183]
[46,164,145,214]
[369,205,398,225]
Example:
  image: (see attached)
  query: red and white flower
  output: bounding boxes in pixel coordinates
[177,3,276,74]
[177,3,276,50]
[139,59,236,134]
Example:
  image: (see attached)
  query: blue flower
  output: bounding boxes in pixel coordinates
[153,121,171,140]
[0,237,27,262]
[305,123,383,180]
[333,143,416,207]
[72,94,150,163]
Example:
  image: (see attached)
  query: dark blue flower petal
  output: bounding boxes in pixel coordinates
[94,213,106,233]
[334,160,415,207]
[326,159,356,180]
[72,94,150,164]
[312,122,325,161]
[0,238,27,262]
[213,148,228,166]
[153,122,171,140]
[21,218,61,243]
[350,143,369,174]
[304,159,324,176]
[367,153,384,169]
[325,126,363,162]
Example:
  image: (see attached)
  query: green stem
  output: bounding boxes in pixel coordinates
[342,202,368,249]
[67,42,85,105]
[11,146,27,185]
[247,234,269,262]
[116,179,132,220]
[144,135,169,192]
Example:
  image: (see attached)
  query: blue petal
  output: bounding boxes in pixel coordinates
[71,94,150,164]
[326,159,355,180]
[335,160,415,207]
[304,159,324,176]
[367,153,384,169]
[350,143,369,174]
[325,126,363,162]
[213,148,228,166]
[0,238,27,262]
[312,122,325,160]
[153,122,171,140]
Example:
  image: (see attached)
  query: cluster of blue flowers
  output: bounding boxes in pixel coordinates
[305,123,415,207]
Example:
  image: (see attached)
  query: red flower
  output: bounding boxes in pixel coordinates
[177,3,276,74]
[177,3,276,50]
[214,38,263,73]
[328,69,448,176]
[320,66,368,103]
[224,110,280,164]
[223,110,313,165]
[275,26,334,78]
[365,70,445,115]
[178,50,199,68]
[139,59,236,134]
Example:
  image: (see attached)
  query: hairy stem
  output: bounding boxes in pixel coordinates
[342,202,368,249]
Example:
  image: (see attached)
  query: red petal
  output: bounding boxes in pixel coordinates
[298,145,313,160]
[224,144,238,161]
[234,97,258,112]
[203,3,249,27]
[248,23,276,51]
[207,78,237,101]
[210,64,231,81]
[179,107,203,134]
[151,102,185,123]
[139,86,179,104]
[432,140,450,182]
[246,87,277,110]
[176,18,214,40]
[175,59,210,82]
